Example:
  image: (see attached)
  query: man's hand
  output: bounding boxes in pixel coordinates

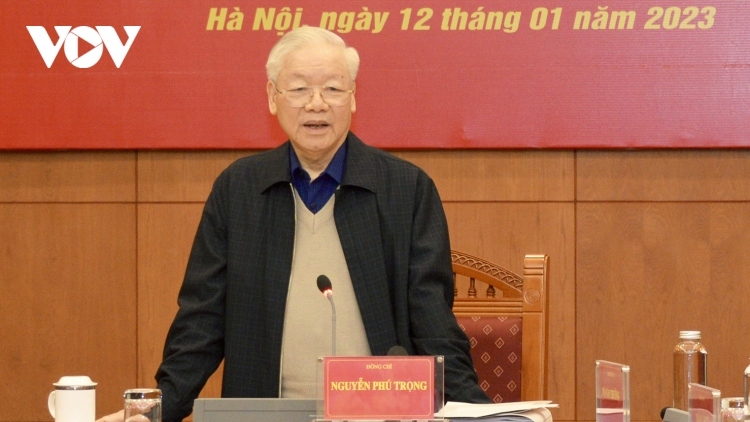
[97,408,154,422]
[96,409,124,422]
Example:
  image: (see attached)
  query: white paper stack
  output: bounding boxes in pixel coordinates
[437,400,558,422]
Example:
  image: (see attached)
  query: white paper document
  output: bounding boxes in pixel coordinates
[437,400,558,422]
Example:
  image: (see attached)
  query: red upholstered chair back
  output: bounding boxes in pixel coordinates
[451,251,548,403]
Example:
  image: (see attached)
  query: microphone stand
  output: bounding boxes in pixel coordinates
[326,293,336,356]
[317,275,336,356]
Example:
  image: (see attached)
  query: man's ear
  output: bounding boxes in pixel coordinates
[350,83,356,114]
[267,80,278,115]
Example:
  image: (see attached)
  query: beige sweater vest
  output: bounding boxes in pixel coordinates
[280,190,371,398]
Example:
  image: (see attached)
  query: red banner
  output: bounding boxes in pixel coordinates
[1,1,749,149]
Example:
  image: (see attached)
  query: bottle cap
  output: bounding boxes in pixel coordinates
[679,330,701,340]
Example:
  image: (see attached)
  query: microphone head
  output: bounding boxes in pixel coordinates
[387,345,409,356]
[317,275,333,296]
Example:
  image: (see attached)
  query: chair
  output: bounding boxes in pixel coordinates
[451,250,548,403]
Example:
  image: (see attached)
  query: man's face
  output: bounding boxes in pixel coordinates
[267,43,356,166]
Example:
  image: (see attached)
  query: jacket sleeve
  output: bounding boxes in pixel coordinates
[155,173,229,422]
[406,172,492,404]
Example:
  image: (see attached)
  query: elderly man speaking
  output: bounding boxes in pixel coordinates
[99,26,490,422]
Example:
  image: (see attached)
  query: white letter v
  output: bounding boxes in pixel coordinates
[27,26,72,68]
[97,26,141,68]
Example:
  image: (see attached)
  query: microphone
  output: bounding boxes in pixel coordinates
[387,345,409,356]
[316,275,336,356]
[317,274,333,298]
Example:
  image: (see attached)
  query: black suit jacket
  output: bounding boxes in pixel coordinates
[155,133,490,421]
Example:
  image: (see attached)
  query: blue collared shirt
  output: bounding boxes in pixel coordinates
[290,141,347,214]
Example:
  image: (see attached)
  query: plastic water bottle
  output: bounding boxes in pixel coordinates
[673,330,707,410]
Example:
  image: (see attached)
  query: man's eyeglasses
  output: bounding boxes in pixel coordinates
[274,84,354,108]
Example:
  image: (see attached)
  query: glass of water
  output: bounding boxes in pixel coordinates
[124,388,162,422]
[720,398,744,422]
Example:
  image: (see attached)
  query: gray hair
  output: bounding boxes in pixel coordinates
[266,26,360,83]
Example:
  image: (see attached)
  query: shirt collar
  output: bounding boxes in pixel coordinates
[255,132,376,195]
[289,141,347,183]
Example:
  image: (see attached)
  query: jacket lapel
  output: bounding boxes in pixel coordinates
[335,133,398,355]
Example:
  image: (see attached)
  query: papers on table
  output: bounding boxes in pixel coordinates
[596,408,624,414]
[437,400,558,422]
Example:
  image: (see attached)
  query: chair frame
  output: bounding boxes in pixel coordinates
[451,250,549,401]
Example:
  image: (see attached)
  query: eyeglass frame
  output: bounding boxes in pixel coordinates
[272,82,355,108]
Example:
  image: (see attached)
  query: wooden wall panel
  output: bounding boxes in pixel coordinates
[137,203,223,401]
[444,202,576,420]
[0,204,137,421]
[6,148,750,422]
[577,202,750,421]
[0,152,135,202]
[396,150,575,201]
[137,151,254,203]
[137,150,575,202]
[578,150,750,201]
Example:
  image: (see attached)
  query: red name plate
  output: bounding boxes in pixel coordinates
[323,356,435,420]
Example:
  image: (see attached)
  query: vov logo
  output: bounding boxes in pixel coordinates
[27,26,141,68]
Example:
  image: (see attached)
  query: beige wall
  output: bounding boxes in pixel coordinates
[2,149,750,422]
